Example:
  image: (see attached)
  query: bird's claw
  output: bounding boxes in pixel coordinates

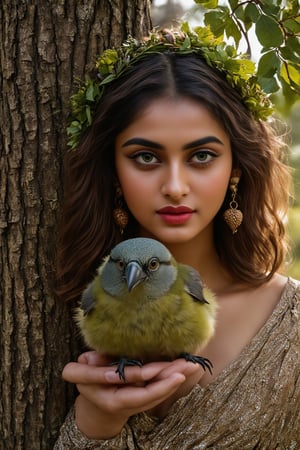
[178,352,213,375]
[111,357,143,382]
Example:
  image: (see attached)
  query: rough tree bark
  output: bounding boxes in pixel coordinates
[0,1,151,449]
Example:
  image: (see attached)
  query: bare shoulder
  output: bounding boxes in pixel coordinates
[253,273,300,311]
[254,273,287,304]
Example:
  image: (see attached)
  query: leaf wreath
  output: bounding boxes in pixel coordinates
[67,23,273,149]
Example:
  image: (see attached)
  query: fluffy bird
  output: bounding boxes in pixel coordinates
[76,237,217,381]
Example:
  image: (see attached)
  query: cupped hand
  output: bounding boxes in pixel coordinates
[62,351,205,440]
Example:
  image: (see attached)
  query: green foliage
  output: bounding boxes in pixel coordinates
[67,25,273,148]
[194,0,300,111]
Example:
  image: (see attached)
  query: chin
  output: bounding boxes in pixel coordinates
[156,232,201,246]
[139,224,207,245]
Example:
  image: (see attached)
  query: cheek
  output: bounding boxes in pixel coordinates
[192,171,230,207]
[118,173,155,208]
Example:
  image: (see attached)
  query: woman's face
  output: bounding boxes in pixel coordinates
[115,97,233,246]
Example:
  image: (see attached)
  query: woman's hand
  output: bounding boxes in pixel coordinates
[62,351,205,440]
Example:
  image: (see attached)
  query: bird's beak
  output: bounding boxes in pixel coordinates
[125,261,147,292]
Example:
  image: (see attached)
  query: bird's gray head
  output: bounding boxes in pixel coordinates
[101,238,178,299]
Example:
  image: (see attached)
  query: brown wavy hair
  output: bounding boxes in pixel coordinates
[56,52,292,303]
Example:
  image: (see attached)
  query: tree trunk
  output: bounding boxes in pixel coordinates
[0,1,151,448]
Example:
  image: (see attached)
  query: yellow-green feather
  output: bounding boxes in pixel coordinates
[77,261,217,362]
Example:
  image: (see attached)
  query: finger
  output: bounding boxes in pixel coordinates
[62,362,113,384]
[117,373,186,411]
[63,360,167,385]
[104,359,204,384]
[78,372,186,413]
[63,358,204,386]
[77,351,113,366]
[104,361,172,383]
[157,358,205,381]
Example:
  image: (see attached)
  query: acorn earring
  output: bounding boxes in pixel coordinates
[113,185,129,233]
[223,172,243,234]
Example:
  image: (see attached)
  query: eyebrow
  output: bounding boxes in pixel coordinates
[121,136,224,150]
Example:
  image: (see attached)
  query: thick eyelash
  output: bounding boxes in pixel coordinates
[127,149,219,167]
[189,150,218,164]
[128,151,159,164]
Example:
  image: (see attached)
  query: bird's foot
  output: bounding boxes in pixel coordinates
[178,352,213,375]
[111,357,143,382]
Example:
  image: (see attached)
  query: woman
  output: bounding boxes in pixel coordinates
[55,28,300,448]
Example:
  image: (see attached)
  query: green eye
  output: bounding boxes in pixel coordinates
[190,151,216,164]
[148,258,160,271]
[131,152,159,165]
[140,153,155,163]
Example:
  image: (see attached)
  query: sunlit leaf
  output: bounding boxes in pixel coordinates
[204,11,226,36]
[281,63,300,88]
[194,0,218,7]
[224,58,255,77]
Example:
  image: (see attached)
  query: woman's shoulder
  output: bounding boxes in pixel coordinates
[281,276,300,302]
[288,275,300,291]
[283,276,300,315]
[273,276,300,337]
[266,273,300,308]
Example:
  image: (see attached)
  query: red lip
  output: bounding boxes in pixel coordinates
[157,206,194,214]
[156,206,194,225]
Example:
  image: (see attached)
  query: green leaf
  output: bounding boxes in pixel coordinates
[86,83,96,101]
[257,76,280,93]
[284,18,300,34]
[99,74,116,85]
[277,77,300,111]
[204,11,226,37]
[281,63,300,88]
[257,50,280,78]
[256,15,284,47]
[194,0,218,7]
[272,76,299,116]
[260,2,281,17]
[244,3,260,23]
[180,35,192,51]
[228,0,238,9]
[286,36,300,56]
[224,58,255,78]
[279,45,300,64]
[234,4,245,21]
[224,17,242,47]
[67,121,81,135]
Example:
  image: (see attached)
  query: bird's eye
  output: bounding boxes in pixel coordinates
[116,260,125,271]
[148,258,160,271]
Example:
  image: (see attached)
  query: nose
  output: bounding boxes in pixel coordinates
[161,161,190,201]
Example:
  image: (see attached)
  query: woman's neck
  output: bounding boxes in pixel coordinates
[163,235,236,296]
[138,226,242,295]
